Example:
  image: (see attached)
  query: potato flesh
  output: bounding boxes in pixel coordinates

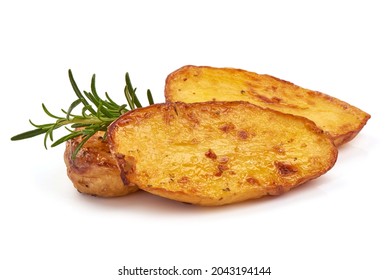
[164,66,371,146]
[108,102,337,206]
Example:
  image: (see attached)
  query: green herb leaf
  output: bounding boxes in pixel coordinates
[11,69,155,158]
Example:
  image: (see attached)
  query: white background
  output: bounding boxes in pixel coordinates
[1,1,387,279]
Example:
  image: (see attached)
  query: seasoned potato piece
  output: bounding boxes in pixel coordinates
[108,102,337,206]
[64,131,138,197]
[165,65,370,146]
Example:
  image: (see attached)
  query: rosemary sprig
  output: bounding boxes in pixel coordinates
[11,69,153,159]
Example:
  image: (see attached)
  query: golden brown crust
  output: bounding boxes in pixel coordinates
[108,101,337,206]
[164,65,370,146]
[64,131,138,197]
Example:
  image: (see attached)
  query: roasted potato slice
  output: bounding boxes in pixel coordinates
[64,131,138,197]
[108,102,337,206]
[165,65,370,146]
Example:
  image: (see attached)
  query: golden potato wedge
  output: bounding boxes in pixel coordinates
[165,65,370,146]
[64,131,138,197]
[108,101,337,206]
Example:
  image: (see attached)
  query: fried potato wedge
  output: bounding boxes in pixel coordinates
[108,101,337,206]
[165,65,370,146]
[64,131,138,197]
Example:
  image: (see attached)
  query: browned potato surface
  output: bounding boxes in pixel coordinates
[165,65,370,146]
[64,131,138,197]
[108,102,337,206]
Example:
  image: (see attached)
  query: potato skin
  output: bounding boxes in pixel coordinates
[108,101,338,206]
[165,65,371,146]
[64,131,138,197]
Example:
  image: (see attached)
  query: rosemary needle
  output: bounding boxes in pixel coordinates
[11,69,153,159]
